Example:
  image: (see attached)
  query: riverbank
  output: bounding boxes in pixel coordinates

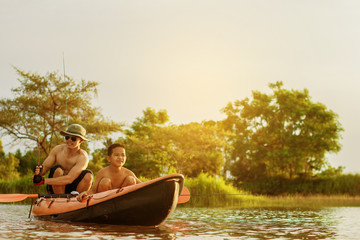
[228,194,360,209]
[183,173,360,208]
[183,190,360,208]
[2,173,360,208]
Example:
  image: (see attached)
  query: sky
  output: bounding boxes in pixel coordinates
[1,1,359,173]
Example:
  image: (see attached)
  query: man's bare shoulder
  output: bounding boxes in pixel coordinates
[51,144,66,153]
[78,148,89,158]
[73,150,89,167]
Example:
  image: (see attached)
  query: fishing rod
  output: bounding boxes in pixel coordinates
[63,52,68,127]
[29,54,69,218]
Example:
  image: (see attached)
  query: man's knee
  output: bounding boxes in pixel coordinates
[83,172,93,184]
[76,172,93,193]
[79,172,93,189]
[53,167,64,177]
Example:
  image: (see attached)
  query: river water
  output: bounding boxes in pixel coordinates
[0,204,359,239]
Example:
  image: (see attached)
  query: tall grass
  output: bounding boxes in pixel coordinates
[240,174,360,196]
[262,194,360,208]
[182,173,360,208]
[0,175,47,195]
[184,173,264,207]
[0,175,46,204]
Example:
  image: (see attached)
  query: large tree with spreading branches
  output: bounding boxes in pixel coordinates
[222,81,343,181]
[0,67,122,157]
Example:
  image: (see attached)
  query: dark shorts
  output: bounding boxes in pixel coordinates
[46,165,93,194]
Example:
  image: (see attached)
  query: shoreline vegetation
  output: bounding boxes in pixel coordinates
[0,75,349,209]
[2,173,360,208]
[183,173,360,208]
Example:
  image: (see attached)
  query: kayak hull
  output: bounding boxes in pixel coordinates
[32,174,184,226]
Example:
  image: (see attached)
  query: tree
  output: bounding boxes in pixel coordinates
[0,140,20,180]
[88,137,113,173]
[0,67,122,157]
[166,121,230,177]
[121,107,171,178]
[15,149,38,176]
[222,81,343,182]
[121,108,230,178]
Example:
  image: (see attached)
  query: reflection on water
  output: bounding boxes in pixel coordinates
[166,208,339,239]
[0,204,359,239]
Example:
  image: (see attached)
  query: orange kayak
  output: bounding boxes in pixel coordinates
[32,174,184,226]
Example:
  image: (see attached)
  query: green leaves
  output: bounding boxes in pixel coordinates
[0,67,122,156]
[0,140,19,180]
[223,81,343,181]
[120,108,229,178]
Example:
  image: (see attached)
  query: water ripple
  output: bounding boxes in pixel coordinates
[0,204,359,239]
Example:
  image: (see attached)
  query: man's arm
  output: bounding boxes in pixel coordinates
[45,154,88,186]
[34,146,59,176]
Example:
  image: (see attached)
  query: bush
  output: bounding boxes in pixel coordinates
[184,173,261,207]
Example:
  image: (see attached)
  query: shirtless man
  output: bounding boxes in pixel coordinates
[77,143,141,201]
[33,124,93,194]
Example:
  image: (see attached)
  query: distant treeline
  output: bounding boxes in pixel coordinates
[240,174,360,196]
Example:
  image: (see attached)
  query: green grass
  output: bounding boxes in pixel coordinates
[183,173,264,207]
[182,173,360,208]
[256,194,360,208]
[0,175,46,194]
[240,174,360,195]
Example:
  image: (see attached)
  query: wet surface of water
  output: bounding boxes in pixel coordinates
[0,204,359,239]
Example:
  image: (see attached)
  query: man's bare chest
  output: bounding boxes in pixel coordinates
[55,151,78,172]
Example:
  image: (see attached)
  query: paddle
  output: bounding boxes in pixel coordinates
[178,186,190,204]
[0,193,78,203]
[0,194,39,203]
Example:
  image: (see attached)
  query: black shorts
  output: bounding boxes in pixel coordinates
[46,165,93,194]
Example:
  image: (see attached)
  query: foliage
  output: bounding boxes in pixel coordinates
[222,81,343,182]
[240,173,360,196]
[15,149,42,176]
[165,121,230,177]
[88,138,114,174]
[120,108,229,178]
[119,107,171,178]
[0,67,122,157]
[318,166,344,178]
[184,172,259,207]
[0,140,20,180]
[0,175,47,195]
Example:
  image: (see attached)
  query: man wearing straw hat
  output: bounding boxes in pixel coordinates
[33,124,93,194]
